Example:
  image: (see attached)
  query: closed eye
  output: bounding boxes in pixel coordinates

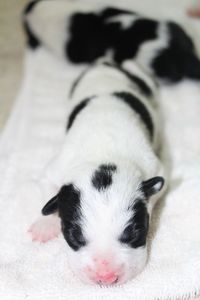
[120,199,149,248]
[119,224,148,248]
[120,226,140,243]
[62,222,87,251]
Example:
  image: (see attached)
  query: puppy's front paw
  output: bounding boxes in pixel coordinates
[28,215,61,243]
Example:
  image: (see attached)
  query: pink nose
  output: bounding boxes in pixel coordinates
[94,272,118,284]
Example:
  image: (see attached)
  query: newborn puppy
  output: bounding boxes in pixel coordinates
[29,62,166,285]
[23,0,200,83]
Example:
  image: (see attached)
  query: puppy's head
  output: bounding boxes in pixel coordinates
[42,162,164,285]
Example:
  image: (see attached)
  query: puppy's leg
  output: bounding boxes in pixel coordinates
[27,172,61,243]
[28,157,64,243]
[28,214,61,243]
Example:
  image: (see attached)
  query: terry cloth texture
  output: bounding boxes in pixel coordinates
[0,0,200,299]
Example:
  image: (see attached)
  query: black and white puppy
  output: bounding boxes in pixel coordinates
[29,62,166,285]
[23,0,200,83]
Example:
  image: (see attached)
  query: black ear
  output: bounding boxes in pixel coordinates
[41,194,59,215]
[141,176,164,198]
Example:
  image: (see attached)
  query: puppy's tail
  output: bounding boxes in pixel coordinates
[22,0,41,50]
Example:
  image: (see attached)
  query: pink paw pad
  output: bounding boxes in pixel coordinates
[28,215,61,243]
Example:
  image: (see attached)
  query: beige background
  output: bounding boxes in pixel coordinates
[0,0,26,131]
[0,0,200,299]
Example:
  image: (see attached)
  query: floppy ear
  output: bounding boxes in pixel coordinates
[141,176,164,198]
[41,194,59,215]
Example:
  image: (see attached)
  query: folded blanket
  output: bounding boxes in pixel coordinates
[0,0,200,299]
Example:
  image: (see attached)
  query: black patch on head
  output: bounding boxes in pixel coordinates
[42,184,87,251]
[103,62,153,97]
[23,0,42,15]
[92,164,117,191]
[113,92,154,139]
[58,185,87,251]
[67,97,92,130]
[119,200,149,248]
[152,22,200,82]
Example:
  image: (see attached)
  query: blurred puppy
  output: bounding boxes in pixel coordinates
[23,0,200,83]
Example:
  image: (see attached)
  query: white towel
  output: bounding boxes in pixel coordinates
[1,1,200,299]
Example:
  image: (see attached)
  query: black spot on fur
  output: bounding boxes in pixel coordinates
[67,97,92,130]
[180,53,200,81]
[23,0,42,15]
[152,22,200,82]
[92,164,117,191]
[112,19,158,63]
[69,69,89,97]
[103,62,153,97]
[58,185,87,251]
[119,68,153,97]
[66,9,157,64]
[113,92,154,139]
[66,8,133,63]
[67,9,200,82]
[67,12,108,63]
[119,200,149,248]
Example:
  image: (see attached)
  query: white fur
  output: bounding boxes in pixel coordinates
[105,14,140,30]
